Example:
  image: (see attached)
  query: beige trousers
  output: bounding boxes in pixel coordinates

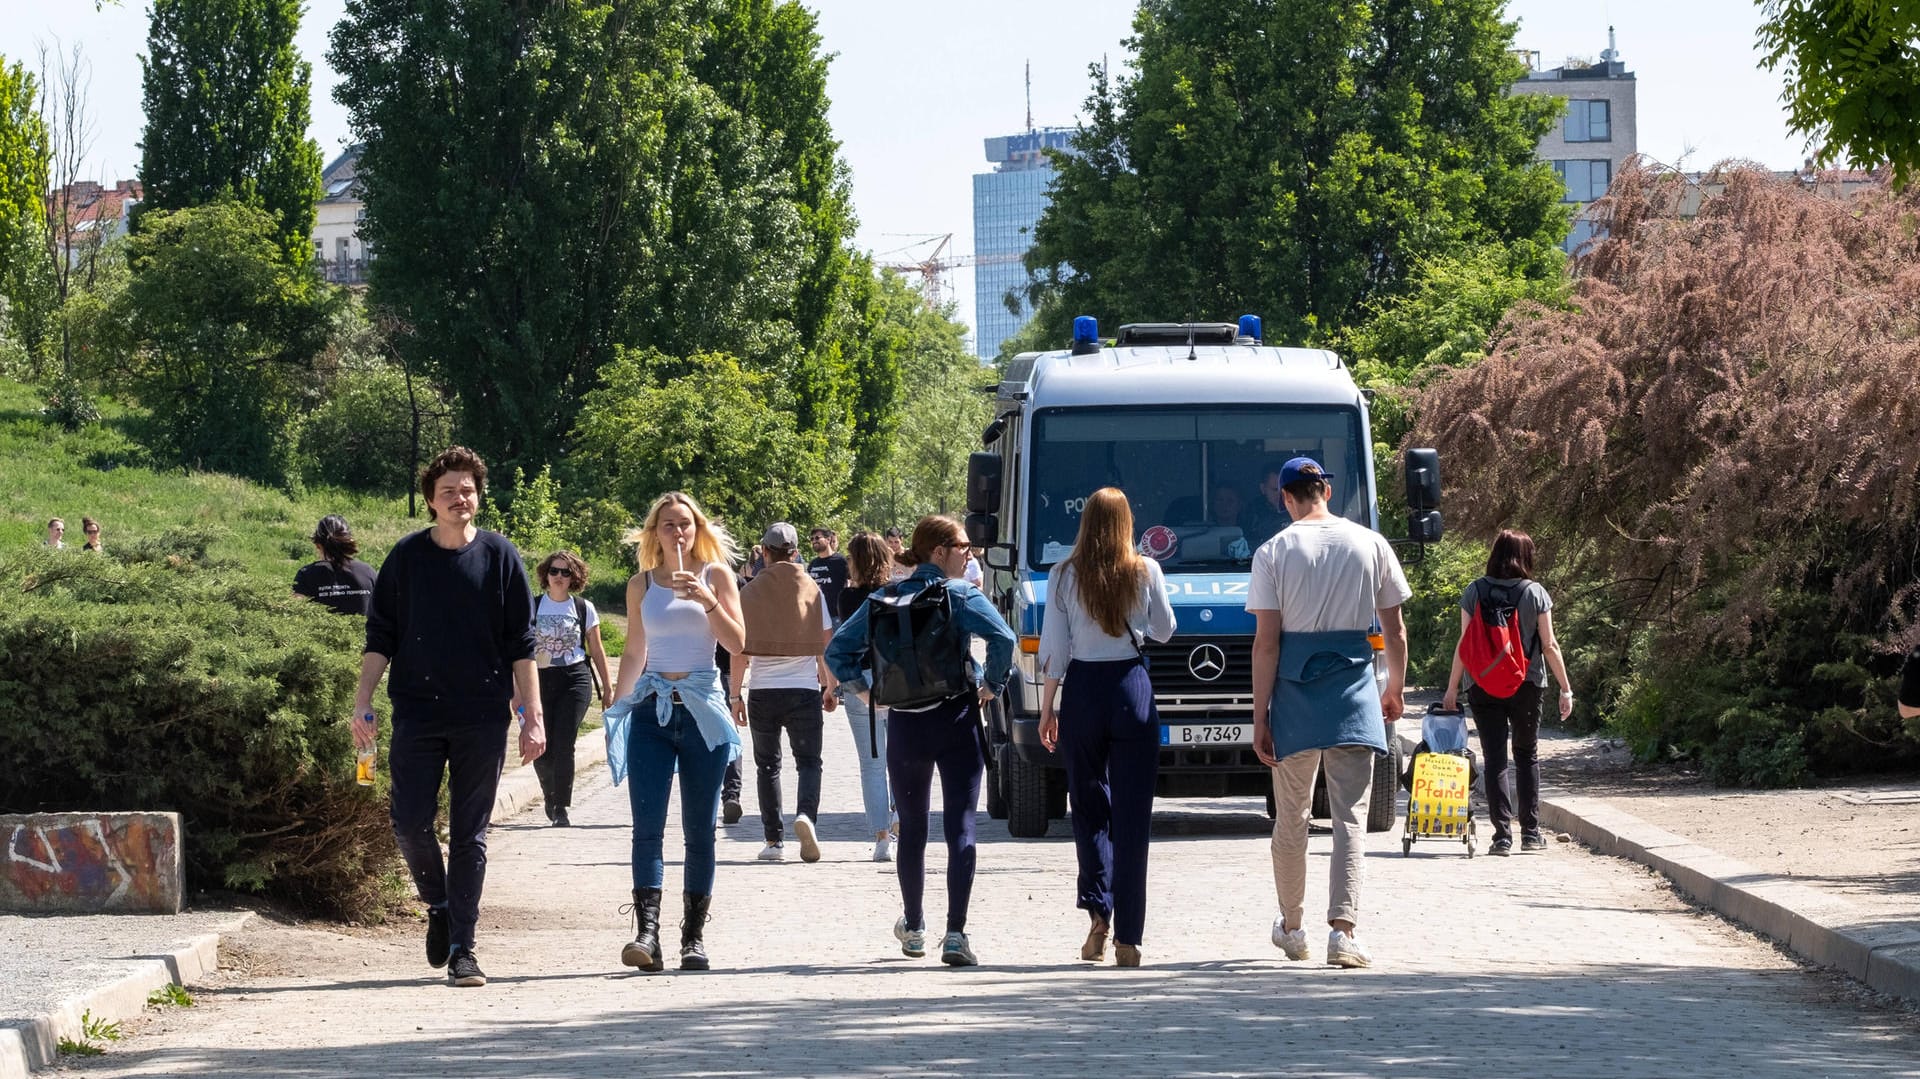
[1270,745,1375,930]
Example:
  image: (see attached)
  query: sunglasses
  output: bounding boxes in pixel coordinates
[945,542,973,552]
[546,567,573,578]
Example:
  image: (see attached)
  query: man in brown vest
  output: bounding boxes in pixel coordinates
[731,523,838,862]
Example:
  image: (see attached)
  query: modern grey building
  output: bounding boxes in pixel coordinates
[972,127,1075,360]
[1510,31,1638,250]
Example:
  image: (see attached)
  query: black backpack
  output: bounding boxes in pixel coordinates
[866,580,971,708]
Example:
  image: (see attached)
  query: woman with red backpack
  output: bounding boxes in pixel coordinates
[1440,529,1573,856]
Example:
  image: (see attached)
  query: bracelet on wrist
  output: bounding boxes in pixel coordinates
[1560,690,1574,698]
[703,600,718,613]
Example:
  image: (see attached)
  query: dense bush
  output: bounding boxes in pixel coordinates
[1410,165,1920,784]
[294,360,454,495]
[0,534,399,917]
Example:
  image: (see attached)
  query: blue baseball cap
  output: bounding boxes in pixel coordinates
[1278,457,1334,487]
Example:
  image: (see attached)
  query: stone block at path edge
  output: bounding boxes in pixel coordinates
[1,812,183,914]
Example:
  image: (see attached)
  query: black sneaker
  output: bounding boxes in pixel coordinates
[722,799,743,824]
[553,807,571,827]
[447,949,486,987]
[425,908,451,968]
[1521,833,1547,852]
[1490,838,1513,856]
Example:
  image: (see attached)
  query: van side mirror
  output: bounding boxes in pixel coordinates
[984,545,1012,570]
[967,452,1002,514]
[1409,510,1444,544]
[964,512,999,548]
[1404,448,1441,512]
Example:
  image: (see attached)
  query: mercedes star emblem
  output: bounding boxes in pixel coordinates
[1187,643,1226,682]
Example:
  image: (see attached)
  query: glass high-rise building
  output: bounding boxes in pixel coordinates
[973,128,1075,360]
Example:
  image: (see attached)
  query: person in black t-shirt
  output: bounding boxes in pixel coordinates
[1899,642,1920,720]
[293,515,378,616]
[807,526,849,623]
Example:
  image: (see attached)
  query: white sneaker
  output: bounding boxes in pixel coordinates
[1272,916,1310,961]
[794,815,821,863]
[757,843,786,862]
[871,836,893,862]
[940,931,977,967]
[1327,929,1372,969]
[893,916,925,957]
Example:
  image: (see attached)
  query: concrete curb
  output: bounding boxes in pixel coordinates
[0,911,252,1079]
[1541,795,1920,1002]
[0,738,607,1079]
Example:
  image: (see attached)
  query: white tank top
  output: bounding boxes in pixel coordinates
[640,564,720,673]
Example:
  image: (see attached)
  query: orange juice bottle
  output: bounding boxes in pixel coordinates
[356,713,377,786]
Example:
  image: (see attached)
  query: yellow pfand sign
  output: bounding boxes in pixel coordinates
[1408,752,1471,835]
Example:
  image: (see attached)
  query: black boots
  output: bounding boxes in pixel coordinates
[679,893,712,971]
[620,887,664,971]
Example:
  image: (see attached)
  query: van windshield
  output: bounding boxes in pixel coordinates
[1026,406,1368,570]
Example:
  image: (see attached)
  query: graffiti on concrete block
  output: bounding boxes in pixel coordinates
[1,813,180,913]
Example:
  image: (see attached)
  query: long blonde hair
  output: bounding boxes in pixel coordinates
[1059,488,1148,637]
[626,492,739,572]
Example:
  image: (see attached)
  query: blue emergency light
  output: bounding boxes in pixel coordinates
[1237,314,1263,343]
[1073,316,1099,345]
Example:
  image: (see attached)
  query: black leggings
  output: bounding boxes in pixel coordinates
[887,695,984,934]
[1469,681,1543,841]
[534,663,593,809]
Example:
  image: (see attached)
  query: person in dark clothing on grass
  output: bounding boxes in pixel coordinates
[294,515,377,616]
[353,447,546,989]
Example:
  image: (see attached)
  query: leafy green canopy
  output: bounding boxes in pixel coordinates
[330,0,890,489]
[137,0,323,263]
[0,60,50,364]
[121,202,335,485]
[1758,0,1920,188]
[1024,0,1567,345]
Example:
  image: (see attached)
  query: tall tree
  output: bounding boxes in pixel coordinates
[0,58,50,362]
[693,0,857,427]
[1757,0,1920,187]
[332,0,884,483]
[138,0,322,262]
[1024,0,1567,344]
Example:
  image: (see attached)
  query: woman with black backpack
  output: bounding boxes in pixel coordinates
[531,550,612,827]
[825,515,1016,967]
[1036,488,1175,967]
[1440,529,1573,856]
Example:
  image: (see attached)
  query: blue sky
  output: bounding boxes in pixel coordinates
[1,0,1806,341]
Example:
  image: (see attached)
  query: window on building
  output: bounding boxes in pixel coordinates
[337,237,351,263]
[1553,159,1612,203]
[1565,99,1611,143]
[314,241,324,263]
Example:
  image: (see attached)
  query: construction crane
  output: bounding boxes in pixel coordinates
[876,233,1024,311]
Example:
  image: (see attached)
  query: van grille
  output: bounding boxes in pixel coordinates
[1143,637,1255,698]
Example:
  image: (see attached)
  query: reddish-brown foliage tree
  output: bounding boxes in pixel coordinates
[1409,163,1920,782]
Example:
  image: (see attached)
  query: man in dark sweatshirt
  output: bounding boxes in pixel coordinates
[353,446,545,988]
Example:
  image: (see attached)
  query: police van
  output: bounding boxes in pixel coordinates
[965,316,1443,837]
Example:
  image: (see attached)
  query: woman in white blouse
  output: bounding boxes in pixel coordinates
[1037,487,1175,967]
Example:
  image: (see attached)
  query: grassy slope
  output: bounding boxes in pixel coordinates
[0,379,423,586]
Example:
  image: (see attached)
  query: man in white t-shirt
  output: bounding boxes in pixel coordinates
[733,524,838,863]
[1244,457,1410,970]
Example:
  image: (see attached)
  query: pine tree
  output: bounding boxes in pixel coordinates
[137,0,322,263]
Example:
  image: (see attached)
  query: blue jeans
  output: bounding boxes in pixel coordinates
[626,695,731,894]
[842,692,893,835]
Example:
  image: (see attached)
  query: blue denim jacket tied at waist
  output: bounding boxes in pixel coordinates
[602,668,741,786]
[1267,629,1387,761]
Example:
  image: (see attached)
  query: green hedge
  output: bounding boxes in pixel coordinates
[0,533,398,918]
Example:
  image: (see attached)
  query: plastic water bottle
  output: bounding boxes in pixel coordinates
[356,713,377,786]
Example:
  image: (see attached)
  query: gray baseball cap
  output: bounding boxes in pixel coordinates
[761,522,799,549]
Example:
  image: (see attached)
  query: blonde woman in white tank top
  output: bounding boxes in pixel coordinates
[607,492,744,974]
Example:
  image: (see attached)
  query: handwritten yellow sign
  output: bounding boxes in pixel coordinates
[1408,753,1471,835]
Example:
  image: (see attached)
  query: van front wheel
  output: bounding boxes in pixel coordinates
[1002,744,1050,838]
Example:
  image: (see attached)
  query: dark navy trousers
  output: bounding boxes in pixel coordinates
[1060,657,1159,948]
[388,700,512,953]
[887,694,983,934]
